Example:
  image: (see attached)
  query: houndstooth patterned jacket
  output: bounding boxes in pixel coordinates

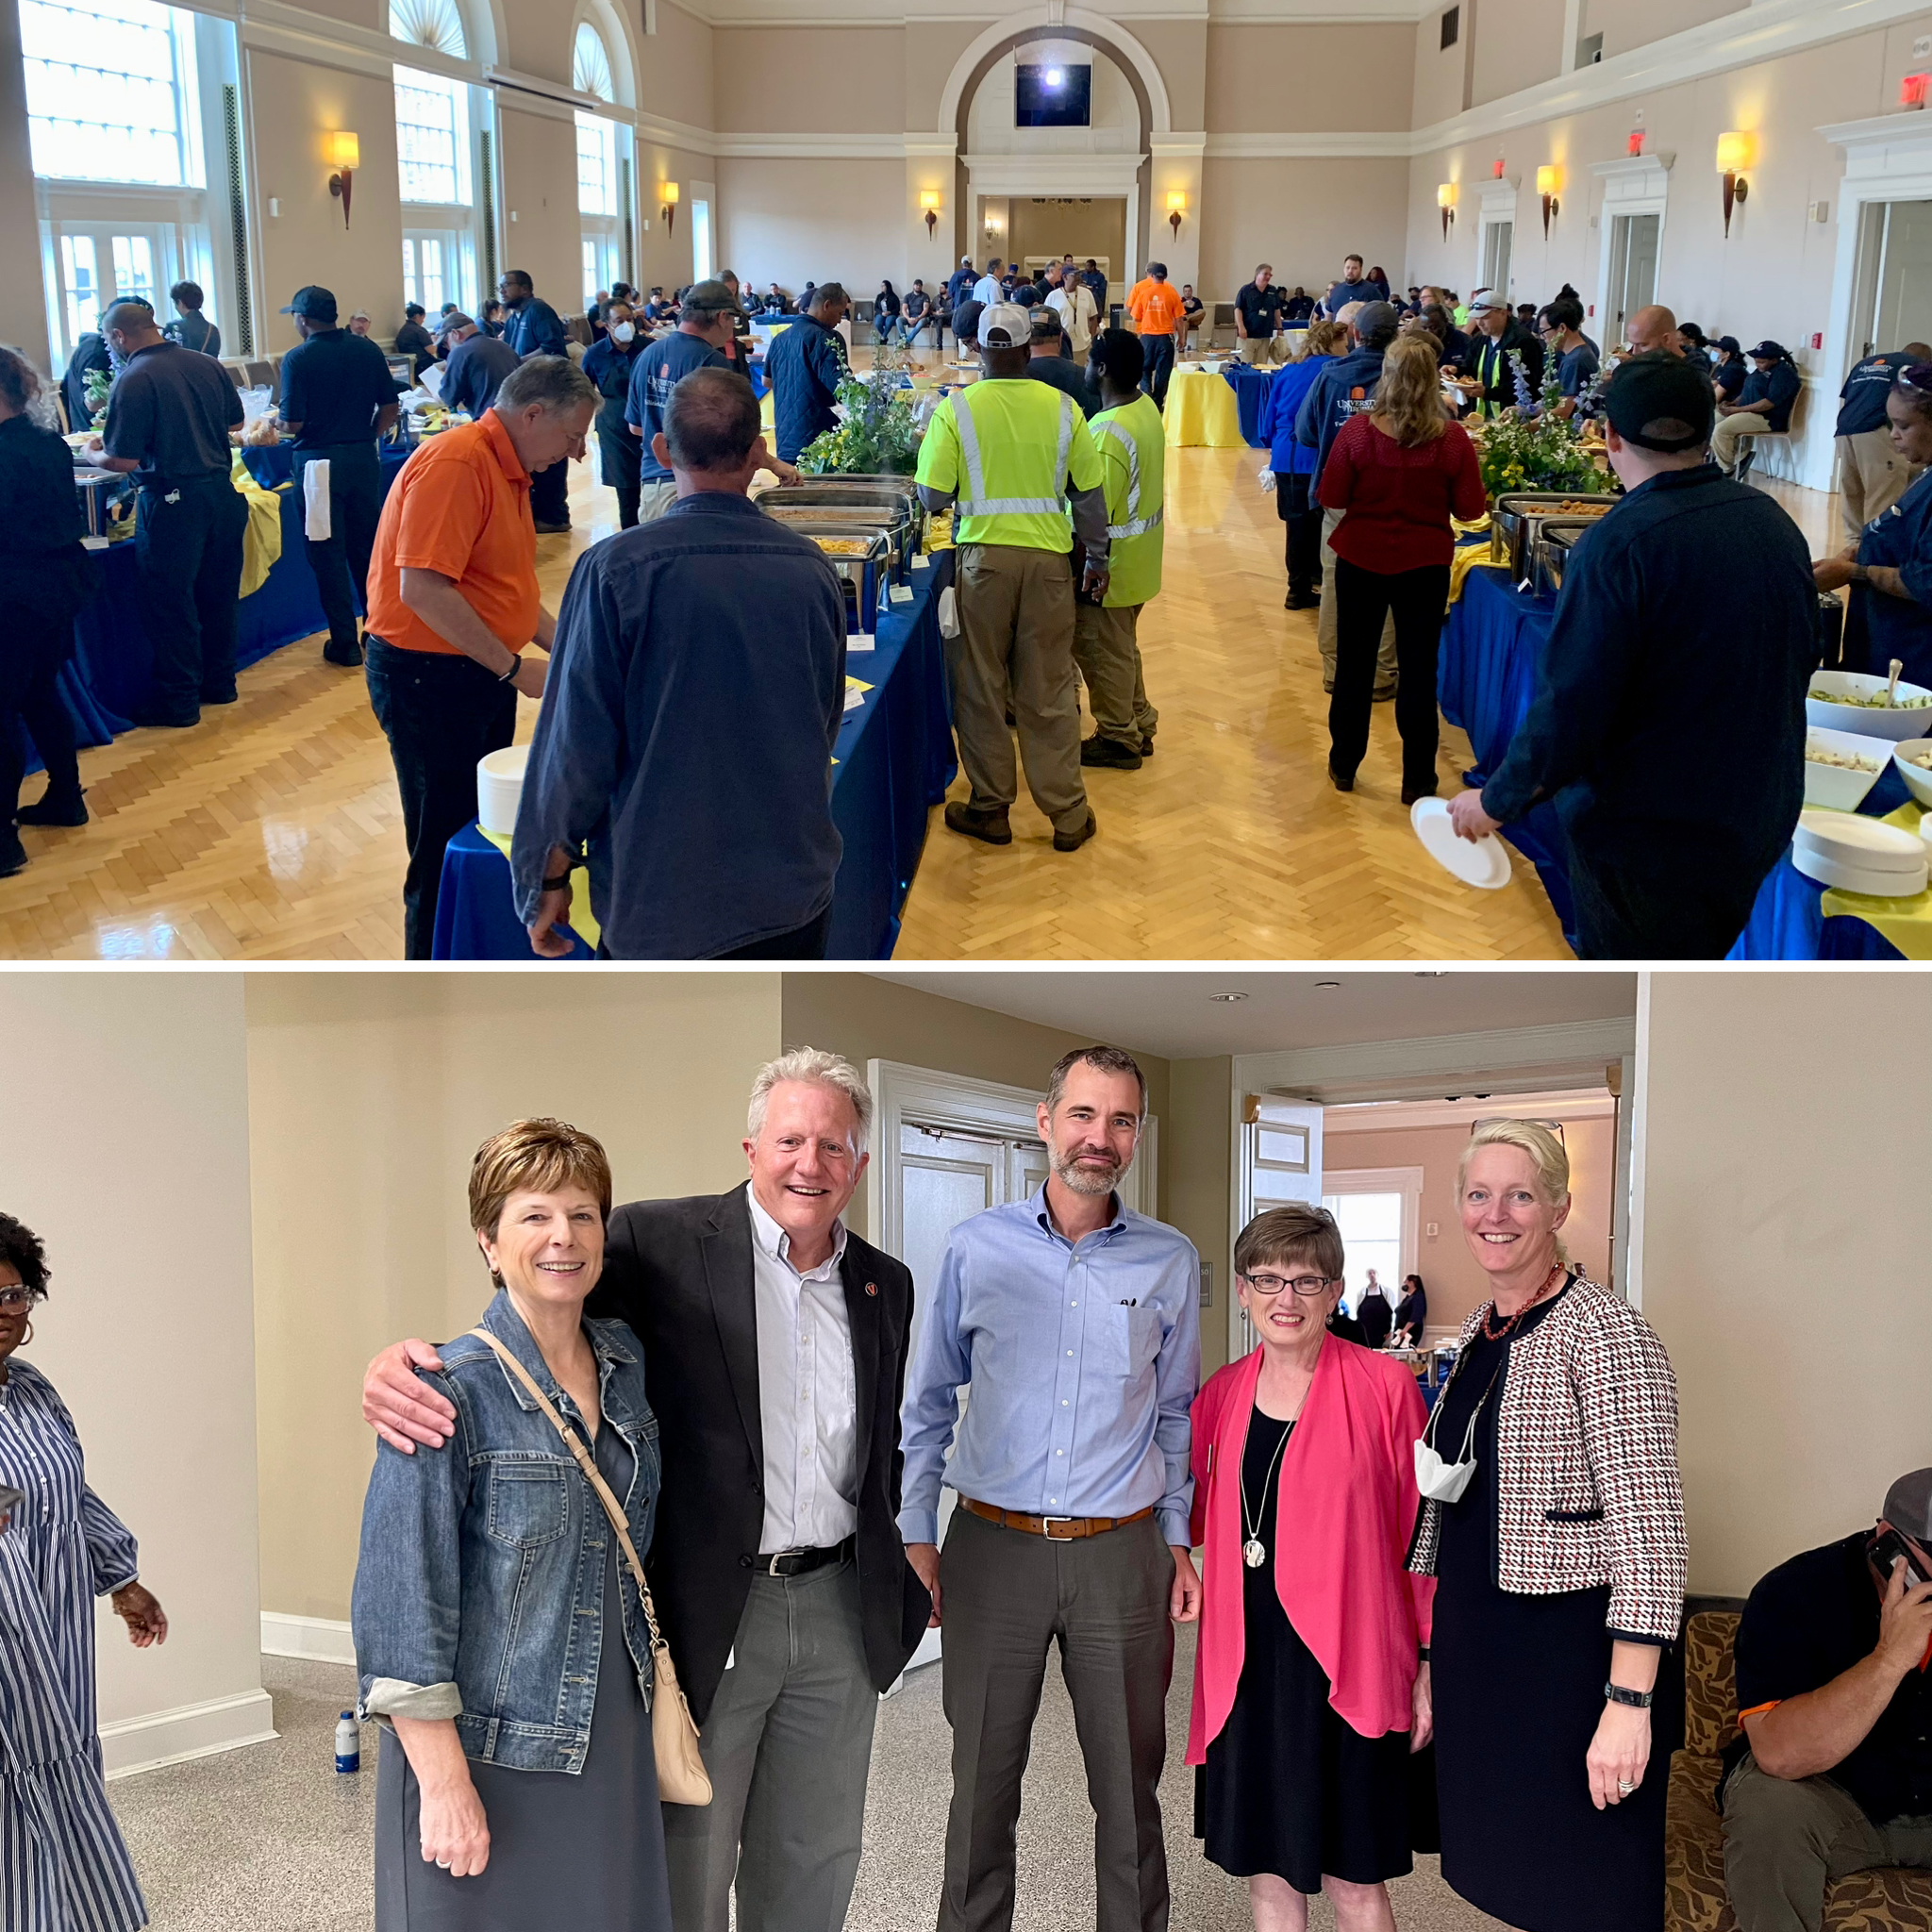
[1408,1274,1688,1642]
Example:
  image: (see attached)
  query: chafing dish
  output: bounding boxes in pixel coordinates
[1492,491,1616,579]
[758,511,895,628]
[1531,519,1600,598]
[73,468,136,541]
[758,480,923,573]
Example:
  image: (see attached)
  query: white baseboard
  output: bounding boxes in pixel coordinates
[260,1610,357,1667]
[100,1688,278,1780]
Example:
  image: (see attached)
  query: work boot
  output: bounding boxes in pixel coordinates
[944,801,1012,846]
[1053,808,1098,852]
[16,787,87,827]
[1080,734,1142,770]
[0,831,25,877]
[1139,733,1155,759]
[324,639,364,668]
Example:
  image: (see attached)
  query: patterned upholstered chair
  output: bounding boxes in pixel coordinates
[1667,1608,1932,1932]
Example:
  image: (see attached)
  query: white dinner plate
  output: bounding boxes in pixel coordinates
[1412,796,1511,890]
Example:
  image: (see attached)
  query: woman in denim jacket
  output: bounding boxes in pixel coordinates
[353,1119,671,1931]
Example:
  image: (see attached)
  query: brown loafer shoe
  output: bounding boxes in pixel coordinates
[944,801,1013,846]
[1053,808,1098,852]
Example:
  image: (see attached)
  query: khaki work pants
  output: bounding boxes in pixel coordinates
[1837,428,1918,543]
[1317,507,1396,695]
[948,542,1089,834]
[1074,601,1158,747]
[635,479,679,525]
[1712,411,1779,475]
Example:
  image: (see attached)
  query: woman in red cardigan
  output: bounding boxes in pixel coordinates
[1317,330,1487,804]
[1188,1203,1434,1932]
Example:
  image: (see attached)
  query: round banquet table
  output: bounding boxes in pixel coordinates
[1163,367,1247,449]
[1437,563,1914,960]
[430,548,958,962]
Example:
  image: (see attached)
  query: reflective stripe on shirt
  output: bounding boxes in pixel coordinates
[1094,418,1163,540]
[951,384,1076,515]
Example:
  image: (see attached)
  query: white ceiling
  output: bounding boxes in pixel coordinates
[864,970,1638,1061]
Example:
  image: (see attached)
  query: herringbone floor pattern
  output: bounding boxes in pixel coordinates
[0,427,1836,962]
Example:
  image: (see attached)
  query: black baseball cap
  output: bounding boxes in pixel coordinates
[1747,339,1787,361]
[281,286,338,323]
[1604,352,1714,452]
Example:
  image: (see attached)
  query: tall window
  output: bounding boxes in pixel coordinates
[395,67,471,206]
[23,0,202,187]
[575,112,618,217]
[402,237,446,312]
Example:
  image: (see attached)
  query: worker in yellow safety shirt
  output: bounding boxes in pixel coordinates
[915,301,1110,853]
[1074,326,1164,770]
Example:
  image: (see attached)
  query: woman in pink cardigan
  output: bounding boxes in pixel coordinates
[1188,1203,1434,1932]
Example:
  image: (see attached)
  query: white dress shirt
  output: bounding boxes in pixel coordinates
[748,1191,861,1555]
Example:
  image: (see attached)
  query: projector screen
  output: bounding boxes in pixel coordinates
[1015,62,1091,128]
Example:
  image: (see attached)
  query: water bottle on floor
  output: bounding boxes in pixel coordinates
[336,1711,360,1774]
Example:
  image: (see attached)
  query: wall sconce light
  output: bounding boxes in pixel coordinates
[325,130,359,229]
[1437,181,1457,240]
[1716,131,1753,236]
[1166,189,1187,237]
[659,180,679,234]
[1536,164,1561,237]
[920,190,941,239]
[1904,72,1931,109]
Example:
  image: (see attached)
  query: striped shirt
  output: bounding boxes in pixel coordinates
[0,1359,148,1931]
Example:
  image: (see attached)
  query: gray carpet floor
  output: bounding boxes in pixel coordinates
[111,1639,1507,1930]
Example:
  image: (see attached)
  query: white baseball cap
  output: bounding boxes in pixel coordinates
[977,303,1033,348]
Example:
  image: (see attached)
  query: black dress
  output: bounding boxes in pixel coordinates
[1195,1407,1416,1893]
[1430,1286,1674,1932]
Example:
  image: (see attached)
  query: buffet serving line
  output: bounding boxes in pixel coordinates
[430,537,958,963]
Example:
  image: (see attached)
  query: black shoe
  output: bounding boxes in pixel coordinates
[0,837,25,879]
[1402,783,1439,807]
[200,689,239,706]
[16,790,87,827]
[944,801,1013,846]
[533,520,572,536]
[1328,760,1355,792]
[1139,734,1155,759]
[1284,589,1317,610]
[1080,733,1142,770]
[1053,808,1098,852]
[1373,685,1397,703]
[131,707,200,729]
[324,641,364,668]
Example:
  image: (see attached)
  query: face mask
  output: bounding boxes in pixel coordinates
[611,323,635,344]
[1412,1352,1506,1503]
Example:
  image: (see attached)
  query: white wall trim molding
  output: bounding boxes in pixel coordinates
[1204,130,1409,158]
[1590,153,1675,188]
[1232,1018,1639,1105]
[963,149,1146,193]
[1324,1089,1618,1134]
[684,1,1435,20]
[937,6,1174,136]
[716,131,930,158]
[261,1610,359,1667]
[99,1688,278,1781]
[1625,975,1653,1313]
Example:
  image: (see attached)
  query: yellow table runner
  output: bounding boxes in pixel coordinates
[1447,515,1497,607]
[231,451,283,597]
[475,824,602,954]
[1162,368,1246,450]
[1819,800,1932,959]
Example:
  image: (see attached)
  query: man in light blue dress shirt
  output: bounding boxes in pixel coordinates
[900,1045,1201,1932]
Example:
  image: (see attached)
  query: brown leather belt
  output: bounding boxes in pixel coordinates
[958,1497,1154,1541]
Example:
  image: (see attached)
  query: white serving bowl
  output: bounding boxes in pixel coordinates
[1804,726,1892,811]
[1892,738,1932,811]
[1807,669,1932,741]
[476,744,529,837]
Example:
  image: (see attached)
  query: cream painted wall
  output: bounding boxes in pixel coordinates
[1470,0,1566,110]
[498,104,586,308]
[1008,197,1125,274]
[1584,0,1748,65]
[1639,974,1932,1600]
[711,27,904,134]
[641,0,713,125]
[906,18,985,134]
[1132,17,1205,130]
[0,978,268,1774]
[1166,1058,1233,1378]
[718,157,910,294]
[1321,1114,1616,1341]
[1206,24,1415,136]
[1411,8,1466,132]
[0,0,49,368]
[246,50,408,354]
[246,973,783,1624]
[1203,157,1409,305]
[636,139,708,292]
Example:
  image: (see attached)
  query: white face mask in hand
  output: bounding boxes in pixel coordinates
[611,322,635,344]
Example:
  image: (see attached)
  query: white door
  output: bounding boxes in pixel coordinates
[1234,1100,1324,1361]
[1482,219,1513,303]
[1871,201,1932,357]
[1607,212,1659,346]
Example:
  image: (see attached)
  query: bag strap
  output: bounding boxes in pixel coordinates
[468,1328,669,1659]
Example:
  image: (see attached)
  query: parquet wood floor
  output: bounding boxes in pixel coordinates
[0,425,1840,962]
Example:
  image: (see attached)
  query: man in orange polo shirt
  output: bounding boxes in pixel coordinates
[1126,260,1186,409]
[363,354,598,957]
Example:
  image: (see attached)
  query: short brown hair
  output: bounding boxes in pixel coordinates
[468,1118,613,1254]
[1235,1204,1344,1282]
[1044,1045,1147,1121]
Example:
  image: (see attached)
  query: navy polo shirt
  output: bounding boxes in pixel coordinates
[1838,352,1908,438]
[1739,360,1802,432]
[277,328,396,450]
[441,333,521,419]
[625,332,734,481]
[101,338,242,485]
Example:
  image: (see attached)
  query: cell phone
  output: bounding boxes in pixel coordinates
[1871,1527,1928,1589]
[0,1486,22,1531]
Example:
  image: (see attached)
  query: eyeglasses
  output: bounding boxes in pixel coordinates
[0,1288,35,1312]
[1241,1272,1333,1298]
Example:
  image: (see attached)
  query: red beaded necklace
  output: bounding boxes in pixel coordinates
[1479,1261,1567,1341]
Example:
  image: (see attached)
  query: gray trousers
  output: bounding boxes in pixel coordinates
[1722,1752,1932,1932]
[936,1507,1174,1932]
[1073,601,1158,747]
[1317,507,1396,695]
[662,1557,878,1932]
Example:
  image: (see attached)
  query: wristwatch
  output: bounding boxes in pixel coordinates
[1605,1682,1655,1708]
[541,872,573,893]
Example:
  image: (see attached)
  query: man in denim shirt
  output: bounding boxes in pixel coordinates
[900,1045,1201,1932]
[510,369,845,958]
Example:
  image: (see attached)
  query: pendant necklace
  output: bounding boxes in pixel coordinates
[1239,1389,1301,1569]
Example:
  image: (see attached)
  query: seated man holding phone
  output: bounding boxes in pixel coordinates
[1720,1467,1932,1931]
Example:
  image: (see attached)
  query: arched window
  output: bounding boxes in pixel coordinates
[391,0,475,316]
[573,22,624,303]
[390,0,466,59]
[574,23,614,101]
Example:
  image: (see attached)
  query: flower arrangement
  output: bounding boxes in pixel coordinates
[796,343,922,475]
[1471,350,1613,500]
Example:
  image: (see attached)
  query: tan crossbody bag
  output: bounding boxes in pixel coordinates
[469,1328,712,1806]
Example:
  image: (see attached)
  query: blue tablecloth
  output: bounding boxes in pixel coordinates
[1220,364,1275,447]
[240,437,412,496]
[431,548,958,961]
[1439,564,1907,960]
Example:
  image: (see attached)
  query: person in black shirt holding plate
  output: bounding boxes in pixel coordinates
[1721,1467,1932,1932]
[276,285,401,668]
